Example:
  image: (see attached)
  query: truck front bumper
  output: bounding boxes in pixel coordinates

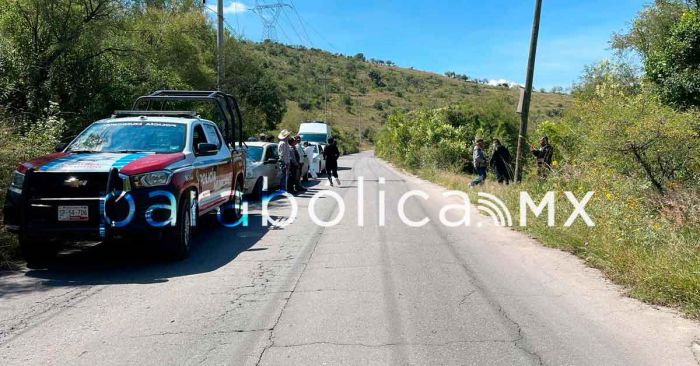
[3,187,182,241]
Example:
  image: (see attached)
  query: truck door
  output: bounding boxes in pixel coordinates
[264,145,281,189]
[193,123,231,213]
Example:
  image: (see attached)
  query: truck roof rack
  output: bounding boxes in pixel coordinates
[130,90,243,146]
[111,110,199,119]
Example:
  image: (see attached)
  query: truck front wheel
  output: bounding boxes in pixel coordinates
[167,194,194,260]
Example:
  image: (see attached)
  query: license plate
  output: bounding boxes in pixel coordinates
[58,206,89,222]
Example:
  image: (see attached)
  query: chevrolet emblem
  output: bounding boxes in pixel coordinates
[64,177,88,188]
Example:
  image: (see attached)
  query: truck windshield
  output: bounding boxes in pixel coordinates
[300,133,327,144]
[67,122,187,153]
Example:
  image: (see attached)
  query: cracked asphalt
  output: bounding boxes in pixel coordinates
[1,151,700,365]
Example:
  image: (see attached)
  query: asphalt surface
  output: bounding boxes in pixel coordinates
[1,151,699,365]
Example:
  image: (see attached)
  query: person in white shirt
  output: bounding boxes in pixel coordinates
[277,129,292,191]
[303,141,318,179]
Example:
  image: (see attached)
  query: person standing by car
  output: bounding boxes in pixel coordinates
[278,129,292,192]
[294,135,307,186]
[490,139,512,185]
[289,137,306,192]
[531,136,554,178]
[323,137,341,187]
[468,139,487,187]
[303,141,318,179]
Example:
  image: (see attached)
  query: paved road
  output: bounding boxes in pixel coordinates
[1,151,699,365]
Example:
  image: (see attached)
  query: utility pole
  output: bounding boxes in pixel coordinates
[514,0,542,183]
[216,0,224,90]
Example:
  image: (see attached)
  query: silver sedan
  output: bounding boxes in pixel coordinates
[244,142,281,199]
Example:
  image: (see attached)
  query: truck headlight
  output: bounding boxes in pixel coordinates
[132,171,172,188]
[9,171,24,194]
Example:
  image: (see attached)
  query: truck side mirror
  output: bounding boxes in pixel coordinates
[197,143,219,156]
[54,143,68,152]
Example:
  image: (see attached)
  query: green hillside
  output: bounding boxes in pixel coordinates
[245,40,571,144]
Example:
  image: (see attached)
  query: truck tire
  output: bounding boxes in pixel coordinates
[19,236,57,266]
[231,179,244,220]
[167,194,194,260]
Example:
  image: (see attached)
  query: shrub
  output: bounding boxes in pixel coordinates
[376,98,519,173]
[0,102,66,267]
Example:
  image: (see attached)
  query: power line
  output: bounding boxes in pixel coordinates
[275,17,294,44]
[287,1,338,52]
[281,9,307,45]
[287,0,314,47]
[204,6,242,38]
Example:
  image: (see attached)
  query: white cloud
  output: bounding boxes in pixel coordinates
[207,1,247,14]
[487,79,523,88]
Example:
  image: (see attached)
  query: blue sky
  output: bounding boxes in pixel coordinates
[214,0,648,89]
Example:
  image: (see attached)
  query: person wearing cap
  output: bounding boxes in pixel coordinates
[531,136,553,178]
[277,129,292,192]
[468,139,487,187]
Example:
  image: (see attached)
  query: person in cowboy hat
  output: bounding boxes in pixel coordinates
[277,129,292,192]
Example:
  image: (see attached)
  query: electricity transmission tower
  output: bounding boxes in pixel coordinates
[250,1,291,40]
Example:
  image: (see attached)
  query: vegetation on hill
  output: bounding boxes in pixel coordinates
[244,41,570,145]
[377,0,700,318]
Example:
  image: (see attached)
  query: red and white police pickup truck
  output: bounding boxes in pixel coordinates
[3,91,246,262]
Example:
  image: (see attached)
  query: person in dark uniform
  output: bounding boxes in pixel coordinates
[531,136,554,178]
[490,139,512,185]
[323,137,341,187]
[288,137,306,192]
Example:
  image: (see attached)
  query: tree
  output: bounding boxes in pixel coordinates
[645,10,700,109]
[368,69,385,87]
[612,0,695,55]
[573,60,641,98]
[0,0,124,122]
[571,84,700,194]
[0,1,286,136]
[298,100,312,111]
[613,0,700,108]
